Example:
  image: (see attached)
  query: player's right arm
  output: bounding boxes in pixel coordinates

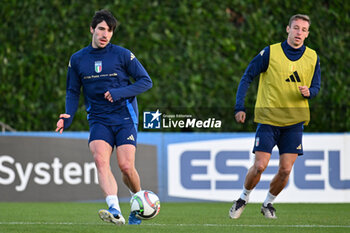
[55,56,81,133]
[234,46,269,123]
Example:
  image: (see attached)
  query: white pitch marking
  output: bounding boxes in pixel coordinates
[0,222,349,228]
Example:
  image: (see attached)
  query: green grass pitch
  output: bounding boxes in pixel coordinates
[0,202,349,233]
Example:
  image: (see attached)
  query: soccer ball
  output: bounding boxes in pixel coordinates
[130,190,160,220]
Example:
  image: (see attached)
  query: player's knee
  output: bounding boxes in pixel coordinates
[254,163,267,174]
[119,163,135,176]
[93,155,110,170]
[278,167,292,179]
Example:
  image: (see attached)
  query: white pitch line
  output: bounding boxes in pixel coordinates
[0,222,349,228]
[0,222,104,226]
[149,223,350,228]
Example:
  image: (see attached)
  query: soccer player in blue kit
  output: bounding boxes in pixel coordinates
[56,10,152,225]
[229,14,321,219]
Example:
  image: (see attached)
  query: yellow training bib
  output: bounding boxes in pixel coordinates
[254,43,317,126]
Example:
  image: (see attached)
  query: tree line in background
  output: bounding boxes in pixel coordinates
[1,0,349,132]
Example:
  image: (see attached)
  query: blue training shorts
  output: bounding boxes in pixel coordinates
[88,122,138,148]
[253,122,304,155]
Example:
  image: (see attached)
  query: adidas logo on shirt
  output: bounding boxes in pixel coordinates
[127,134,135,141]
[286,71,301,82]
[130,53,135,61]
[296,144,302,150]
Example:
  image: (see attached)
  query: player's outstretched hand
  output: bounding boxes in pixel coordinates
[55,114,71,134]
[298,86,310,97]
[235,111,246,124]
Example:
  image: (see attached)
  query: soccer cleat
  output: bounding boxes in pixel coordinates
[229,198,247,219]
[128,211,142,225]
[261,203,277,219]
[98,207,125,225]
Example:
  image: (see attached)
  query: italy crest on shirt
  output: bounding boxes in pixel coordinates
[95,61,102,73]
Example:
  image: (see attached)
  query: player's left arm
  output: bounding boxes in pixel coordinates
[299,56,321,99]
[106,51,152,102]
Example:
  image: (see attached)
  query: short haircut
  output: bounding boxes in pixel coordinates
[91,9,118,31]
[288,14,311,27]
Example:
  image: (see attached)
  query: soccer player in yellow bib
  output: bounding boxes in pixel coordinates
[229,14,321,219]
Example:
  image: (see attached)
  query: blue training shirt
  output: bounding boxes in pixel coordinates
[64,43,152,129]
[235,40,321,113]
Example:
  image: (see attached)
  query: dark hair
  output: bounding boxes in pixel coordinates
[91,9,118,31]
[288,14,311,27]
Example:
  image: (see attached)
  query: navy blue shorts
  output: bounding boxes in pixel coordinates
[253,122,304,155]
[88,122,138,148]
